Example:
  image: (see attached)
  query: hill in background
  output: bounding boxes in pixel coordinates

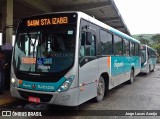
[132,34,155,41]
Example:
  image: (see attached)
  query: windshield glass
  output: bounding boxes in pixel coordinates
[14,25,76,73]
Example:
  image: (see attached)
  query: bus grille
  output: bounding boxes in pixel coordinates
[18,90,53,102]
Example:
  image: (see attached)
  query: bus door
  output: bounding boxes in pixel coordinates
[78,21,98,104]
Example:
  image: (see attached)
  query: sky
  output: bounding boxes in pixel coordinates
[114,0,160,35]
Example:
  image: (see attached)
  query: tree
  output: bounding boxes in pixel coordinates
[152,44,160,53]
[151,34,160,44]
[151,34,160,62]
[137,35,150,45]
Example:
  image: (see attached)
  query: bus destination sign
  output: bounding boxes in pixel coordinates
[27,17,68,27]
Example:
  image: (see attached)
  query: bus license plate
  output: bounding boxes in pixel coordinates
[28,96,40,103]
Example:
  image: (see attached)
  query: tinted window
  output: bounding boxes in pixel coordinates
[123,39,130,56]
[100,30,112,55]
[135,44,140,56]
[80,31,96,57]
[130,42,135,56]
[114,35,122,55]
[148,48,156,58]
[14,26,76,73]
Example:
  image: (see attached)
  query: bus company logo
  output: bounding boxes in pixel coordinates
[114,60,124,69]
[32,84,36,89]
[23,83,32,88]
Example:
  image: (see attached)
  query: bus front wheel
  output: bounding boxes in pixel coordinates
[94,76,105,102]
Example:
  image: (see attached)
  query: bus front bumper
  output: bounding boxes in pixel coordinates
[10,84,79,106]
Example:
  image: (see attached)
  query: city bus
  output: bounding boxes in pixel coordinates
[10,12,141,106]
[140,45,157,74]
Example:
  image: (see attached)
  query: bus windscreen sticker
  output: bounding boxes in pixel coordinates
[22,57,36,64]
[37,58,52,65]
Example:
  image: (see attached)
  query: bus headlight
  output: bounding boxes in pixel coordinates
[11,77,15,84]
[56,76,75,92]
[11,77,18,87]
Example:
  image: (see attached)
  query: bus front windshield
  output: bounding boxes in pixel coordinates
[14,26,76,73]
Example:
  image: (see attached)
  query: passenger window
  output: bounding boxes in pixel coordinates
[114,35,122,55]
[135,44,140,56]
[80,31,96,57]
[80,32,86,57]
[123,39,130,56]
[100,30,113,55]
[130,42,135,56]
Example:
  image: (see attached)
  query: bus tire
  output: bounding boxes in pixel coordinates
[128,69,134,84]
[94,76,105,102]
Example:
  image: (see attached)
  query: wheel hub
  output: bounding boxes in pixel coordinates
[98,81,104,95]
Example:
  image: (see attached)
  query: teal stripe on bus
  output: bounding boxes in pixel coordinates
[111,56,141,76]
[18,77,66,92]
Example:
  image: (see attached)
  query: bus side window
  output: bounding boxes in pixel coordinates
[114,35,122,55]
[80,31,96,57]
[80,32,86,57]
[135,44,140,56]
[100,30,113,55]
[130,42,135,56]
[90,35,96,56]
[123,38,130,56]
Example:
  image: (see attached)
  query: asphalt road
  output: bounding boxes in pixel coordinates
[0,64,160,118]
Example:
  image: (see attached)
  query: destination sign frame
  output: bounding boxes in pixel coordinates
[27,17,68,27]
[19,13,78,28]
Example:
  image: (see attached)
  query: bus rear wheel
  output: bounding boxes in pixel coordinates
[128,69,134,84]
[94,76,105,102]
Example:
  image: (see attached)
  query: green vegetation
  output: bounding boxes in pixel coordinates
[151,34,160,56]
[132,34,154,41]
